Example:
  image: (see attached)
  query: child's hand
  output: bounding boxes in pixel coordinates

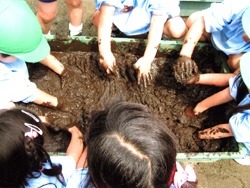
[133,57,152,88]
[99,52,117,75]
[173,56,199,84]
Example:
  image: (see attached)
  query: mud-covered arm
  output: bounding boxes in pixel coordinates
[134,15,165,87]
[98,4,116,74]
[179,16,205,58]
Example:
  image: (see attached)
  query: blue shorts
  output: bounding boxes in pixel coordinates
[38,0,57,2]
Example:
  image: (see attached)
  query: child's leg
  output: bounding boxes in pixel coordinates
[36,1,58,34]
[163,16,187,39]
[196,73,235,86]
[40,54,65,75]
[92,10,100,27]
[198,123,233,139]
[65,0,83,36]
[227,53,243,72]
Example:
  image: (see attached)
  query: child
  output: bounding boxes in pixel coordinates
[174,0,250,84]
[0,0,68,110]
[92,0,187,87]
[36,0,83,36]
[66,101,197,187]
[185,52,250,165]
[0,107,84,187]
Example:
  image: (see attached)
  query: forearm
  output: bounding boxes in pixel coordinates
[144,15,165,61]
[66,126,84,163]
[198,123,233,139]
[197,73,235,87]
[33,88,58,107]
[98,5,114,56]
[180,17,205,57]
[76,147,88,169]
[194,87,233,113]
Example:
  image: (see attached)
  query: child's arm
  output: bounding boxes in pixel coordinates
[196,73,235,87]
[98,5,116,74]
[180,16,205,58]
[193,87,233,115]
[67,126,84,163]
[76,147,88,169]
[133,15,165,87]
[198,123,233,139]
[33,88,58,107]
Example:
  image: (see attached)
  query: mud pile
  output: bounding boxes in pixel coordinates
[22,40,238,153]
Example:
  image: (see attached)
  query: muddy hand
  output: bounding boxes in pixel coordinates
[60,67,75,88]
[173,56,199,84]
[133,57,152,88]
[99,53,118,76]
[184,105,196,118]
[56,98,72,112]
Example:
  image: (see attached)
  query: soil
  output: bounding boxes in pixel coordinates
[21,40,238,154]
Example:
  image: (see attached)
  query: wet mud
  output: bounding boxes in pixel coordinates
[22,41,238,153]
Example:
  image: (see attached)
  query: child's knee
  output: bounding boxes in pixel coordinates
[66,0,82,8]
[37,9,57,23]
[186,11,203,28]
[227,54,242,72]
[164,17,187,39]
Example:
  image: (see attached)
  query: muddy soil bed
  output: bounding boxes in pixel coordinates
[21,40,238,153]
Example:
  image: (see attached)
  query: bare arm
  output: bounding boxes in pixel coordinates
[33,88,58,107]
[180,16,205,57]
[194,87,233,115]
[66,126,84,163]
[133,15,165,87]
[196,73,235,87]
[97,5,116,74]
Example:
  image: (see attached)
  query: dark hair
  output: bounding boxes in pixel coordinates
[0,53,10,58]
[230,74,250,116]
[87,101,177,188]
[0,107,64,187]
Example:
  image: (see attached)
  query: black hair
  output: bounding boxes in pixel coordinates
[87,101,177,188]
[0,53,10,58]
[0,107,65,187]
[230,74,250,116]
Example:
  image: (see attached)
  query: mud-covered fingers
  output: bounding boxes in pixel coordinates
[184,106,196,118]
[137,68,142,85]
[143,72,152,88]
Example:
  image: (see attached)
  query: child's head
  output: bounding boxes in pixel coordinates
[0,107,64,187]
[87,101,177,188]
[0,0,50,62]
[240,52,250,91]
[242,7,250,42]
[0,53,18,63]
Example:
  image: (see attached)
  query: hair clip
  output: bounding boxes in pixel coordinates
[21,110,40,122]
[174,162,197,188]
[24,123,43,139]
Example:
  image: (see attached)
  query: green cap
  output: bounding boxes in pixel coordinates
[0,0,50,62]
[242,7,250,39]
[240,52,250,89]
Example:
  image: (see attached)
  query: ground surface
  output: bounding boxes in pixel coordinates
[25,1,250,187]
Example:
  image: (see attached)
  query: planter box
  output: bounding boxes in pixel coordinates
[180,0,223,17]
[46,35,247,162]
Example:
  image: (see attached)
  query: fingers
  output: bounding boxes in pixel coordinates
[136,69,152,88]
